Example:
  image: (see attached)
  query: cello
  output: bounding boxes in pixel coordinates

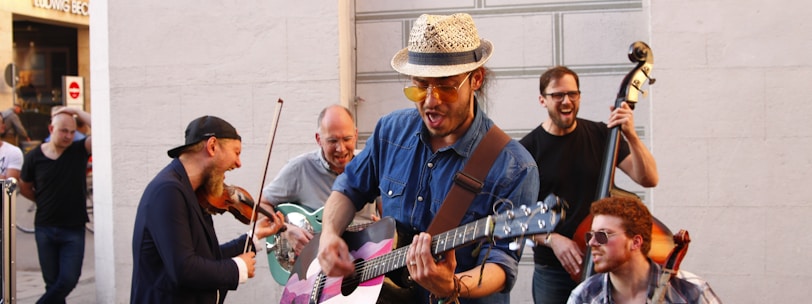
[573,41,674,282]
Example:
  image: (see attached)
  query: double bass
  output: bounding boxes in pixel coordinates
[573,41,674,281]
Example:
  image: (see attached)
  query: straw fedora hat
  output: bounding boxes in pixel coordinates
[391,13,493,78]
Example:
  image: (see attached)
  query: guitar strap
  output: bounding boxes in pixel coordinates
[427,125,511,235]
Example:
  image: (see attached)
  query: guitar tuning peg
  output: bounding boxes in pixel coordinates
[649,77,656,85]
[520,204,531,216]
[509,240,521,251]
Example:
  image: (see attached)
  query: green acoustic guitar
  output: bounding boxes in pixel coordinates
[267,203,371,285]
[267,203,323,285]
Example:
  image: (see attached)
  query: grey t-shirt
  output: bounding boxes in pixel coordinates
[262,149,377,223]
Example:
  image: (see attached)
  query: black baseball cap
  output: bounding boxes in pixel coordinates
[167,115,241,158]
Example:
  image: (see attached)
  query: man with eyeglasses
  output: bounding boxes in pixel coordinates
[259,105,379,256]
[567,196,721,303]
[316,13,538,304]
[520,66,659,304]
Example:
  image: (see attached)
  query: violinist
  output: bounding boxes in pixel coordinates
[567,196,721,303]
[519,66,658,304]
[131,115,286,304]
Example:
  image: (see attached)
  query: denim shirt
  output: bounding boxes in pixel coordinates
[334,106,539,303]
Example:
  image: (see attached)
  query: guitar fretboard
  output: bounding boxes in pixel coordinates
[355,216,493,282]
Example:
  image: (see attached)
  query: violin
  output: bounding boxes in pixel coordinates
[198,183,284,229]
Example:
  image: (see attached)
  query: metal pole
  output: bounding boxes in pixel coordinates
[2,178,19,304]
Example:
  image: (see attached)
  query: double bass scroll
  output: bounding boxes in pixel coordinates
[576,41,664,282]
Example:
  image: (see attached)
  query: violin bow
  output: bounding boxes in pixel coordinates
[244,98,284,253]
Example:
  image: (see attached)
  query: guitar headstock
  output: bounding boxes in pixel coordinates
[492,193,565,240]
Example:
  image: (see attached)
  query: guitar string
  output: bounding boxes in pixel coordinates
[310,199,558,291]
[316,219,489,289]
[310,192,513,289]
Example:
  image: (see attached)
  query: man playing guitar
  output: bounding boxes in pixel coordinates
[316,13,539,304]
[260,105,379,256]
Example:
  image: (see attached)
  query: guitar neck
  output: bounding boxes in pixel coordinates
[356,216,493,282]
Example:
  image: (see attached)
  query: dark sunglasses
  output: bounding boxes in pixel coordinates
[585,230,621,245]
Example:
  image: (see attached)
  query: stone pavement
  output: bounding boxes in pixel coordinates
[10,195,96,304]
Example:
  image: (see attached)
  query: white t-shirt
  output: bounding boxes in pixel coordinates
[0,141,24,177]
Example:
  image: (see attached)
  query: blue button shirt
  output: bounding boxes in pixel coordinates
[334,105,539,303]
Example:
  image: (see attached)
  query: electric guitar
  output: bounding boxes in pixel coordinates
[268,204,372,285]
[279,194,564,304]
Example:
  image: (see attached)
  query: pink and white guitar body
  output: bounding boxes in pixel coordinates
[280,218,396,304]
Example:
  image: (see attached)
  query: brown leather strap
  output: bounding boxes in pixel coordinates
[427,126,511,235]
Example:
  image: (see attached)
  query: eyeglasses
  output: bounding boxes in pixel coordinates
[542,91,581,102]
[322,135,355,148]
[403,72,472,103]
[585,230,622,245]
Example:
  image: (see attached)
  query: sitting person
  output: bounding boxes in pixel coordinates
[567,196,721,304]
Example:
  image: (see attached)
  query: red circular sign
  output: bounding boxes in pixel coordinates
[69,81,80,99]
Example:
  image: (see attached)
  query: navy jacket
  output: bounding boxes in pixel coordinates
[131,159,248,303]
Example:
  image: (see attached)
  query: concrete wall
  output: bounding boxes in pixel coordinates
[650,1,812,302]
[93,1,343,302]
[92,0,812,303]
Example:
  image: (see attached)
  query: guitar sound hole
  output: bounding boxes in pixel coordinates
[340,258,364,296]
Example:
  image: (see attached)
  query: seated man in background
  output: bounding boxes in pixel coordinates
[567,196,721,304]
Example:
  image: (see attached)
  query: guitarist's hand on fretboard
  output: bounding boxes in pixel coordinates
[406,233,458,297]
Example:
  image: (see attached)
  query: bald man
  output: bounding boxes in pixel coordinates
[260,105,379,257]
[20,107,92,304]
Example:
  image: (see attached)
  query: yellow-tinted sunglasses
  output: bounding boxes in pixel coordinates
[403,72,472,103]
